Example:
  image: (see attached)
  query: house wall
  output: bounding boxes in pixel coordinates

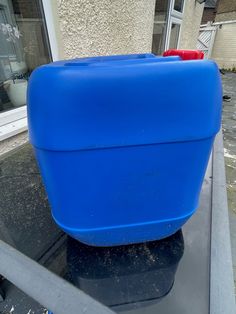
[215,0,236,22]
[51,0,156,59]
[207,0,236,69]
[217,0,236,12]
[211,22,236,69]
[215,11,236,22]
[178,0,205,49]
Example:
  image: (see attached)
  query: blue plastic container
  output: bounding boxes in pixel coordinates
[27,53,222,246]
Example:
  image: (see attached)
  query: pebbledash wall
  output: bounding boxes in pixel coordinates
[52,0,204,59]
[51,0,156,59]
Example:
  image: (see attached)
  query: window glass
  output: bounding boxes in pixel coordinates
[152,0,170,55]
[169,23,181,49]
[0,0,51,113]
[174,0,184,12]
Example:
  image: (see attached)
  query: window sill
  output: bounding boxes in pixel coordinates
[0,118,28,141]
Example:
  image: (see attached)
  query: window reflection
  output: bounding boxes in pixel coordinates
[67,230,184,311]
[152,0,169,55]
[169,23,181,49]
[0,0,51,112]
[174,0,184,12]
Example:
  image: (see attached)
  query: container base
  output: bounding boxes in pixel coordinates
[52,209,195,247]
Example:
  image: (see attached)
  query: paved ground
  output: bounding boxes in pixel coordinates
[222,71,236,295]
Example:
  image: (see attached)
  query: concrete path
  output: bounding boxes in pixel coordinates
[222,71,236,296]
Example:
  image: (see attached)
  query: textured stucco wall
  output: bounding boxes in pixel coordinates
[215,11,236,22]
[216,0,236,15]
[53,0,156,59]
[178,0,204,50]
[211,23,236,69]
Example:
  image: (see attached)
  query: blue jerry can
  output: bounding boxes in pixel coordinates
[27,53,222,246]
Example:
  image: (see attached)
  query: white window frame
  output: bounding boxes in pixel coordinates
[166,17,182,50]
[171,0,185,19]
[0,0,59,141]
[164,0,185,51]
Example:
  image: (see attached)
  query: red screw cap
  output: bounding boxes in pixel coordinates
[163,49,204,60]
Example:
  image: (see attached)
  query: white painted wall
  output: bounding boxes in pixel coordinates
[211,22,236,69]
